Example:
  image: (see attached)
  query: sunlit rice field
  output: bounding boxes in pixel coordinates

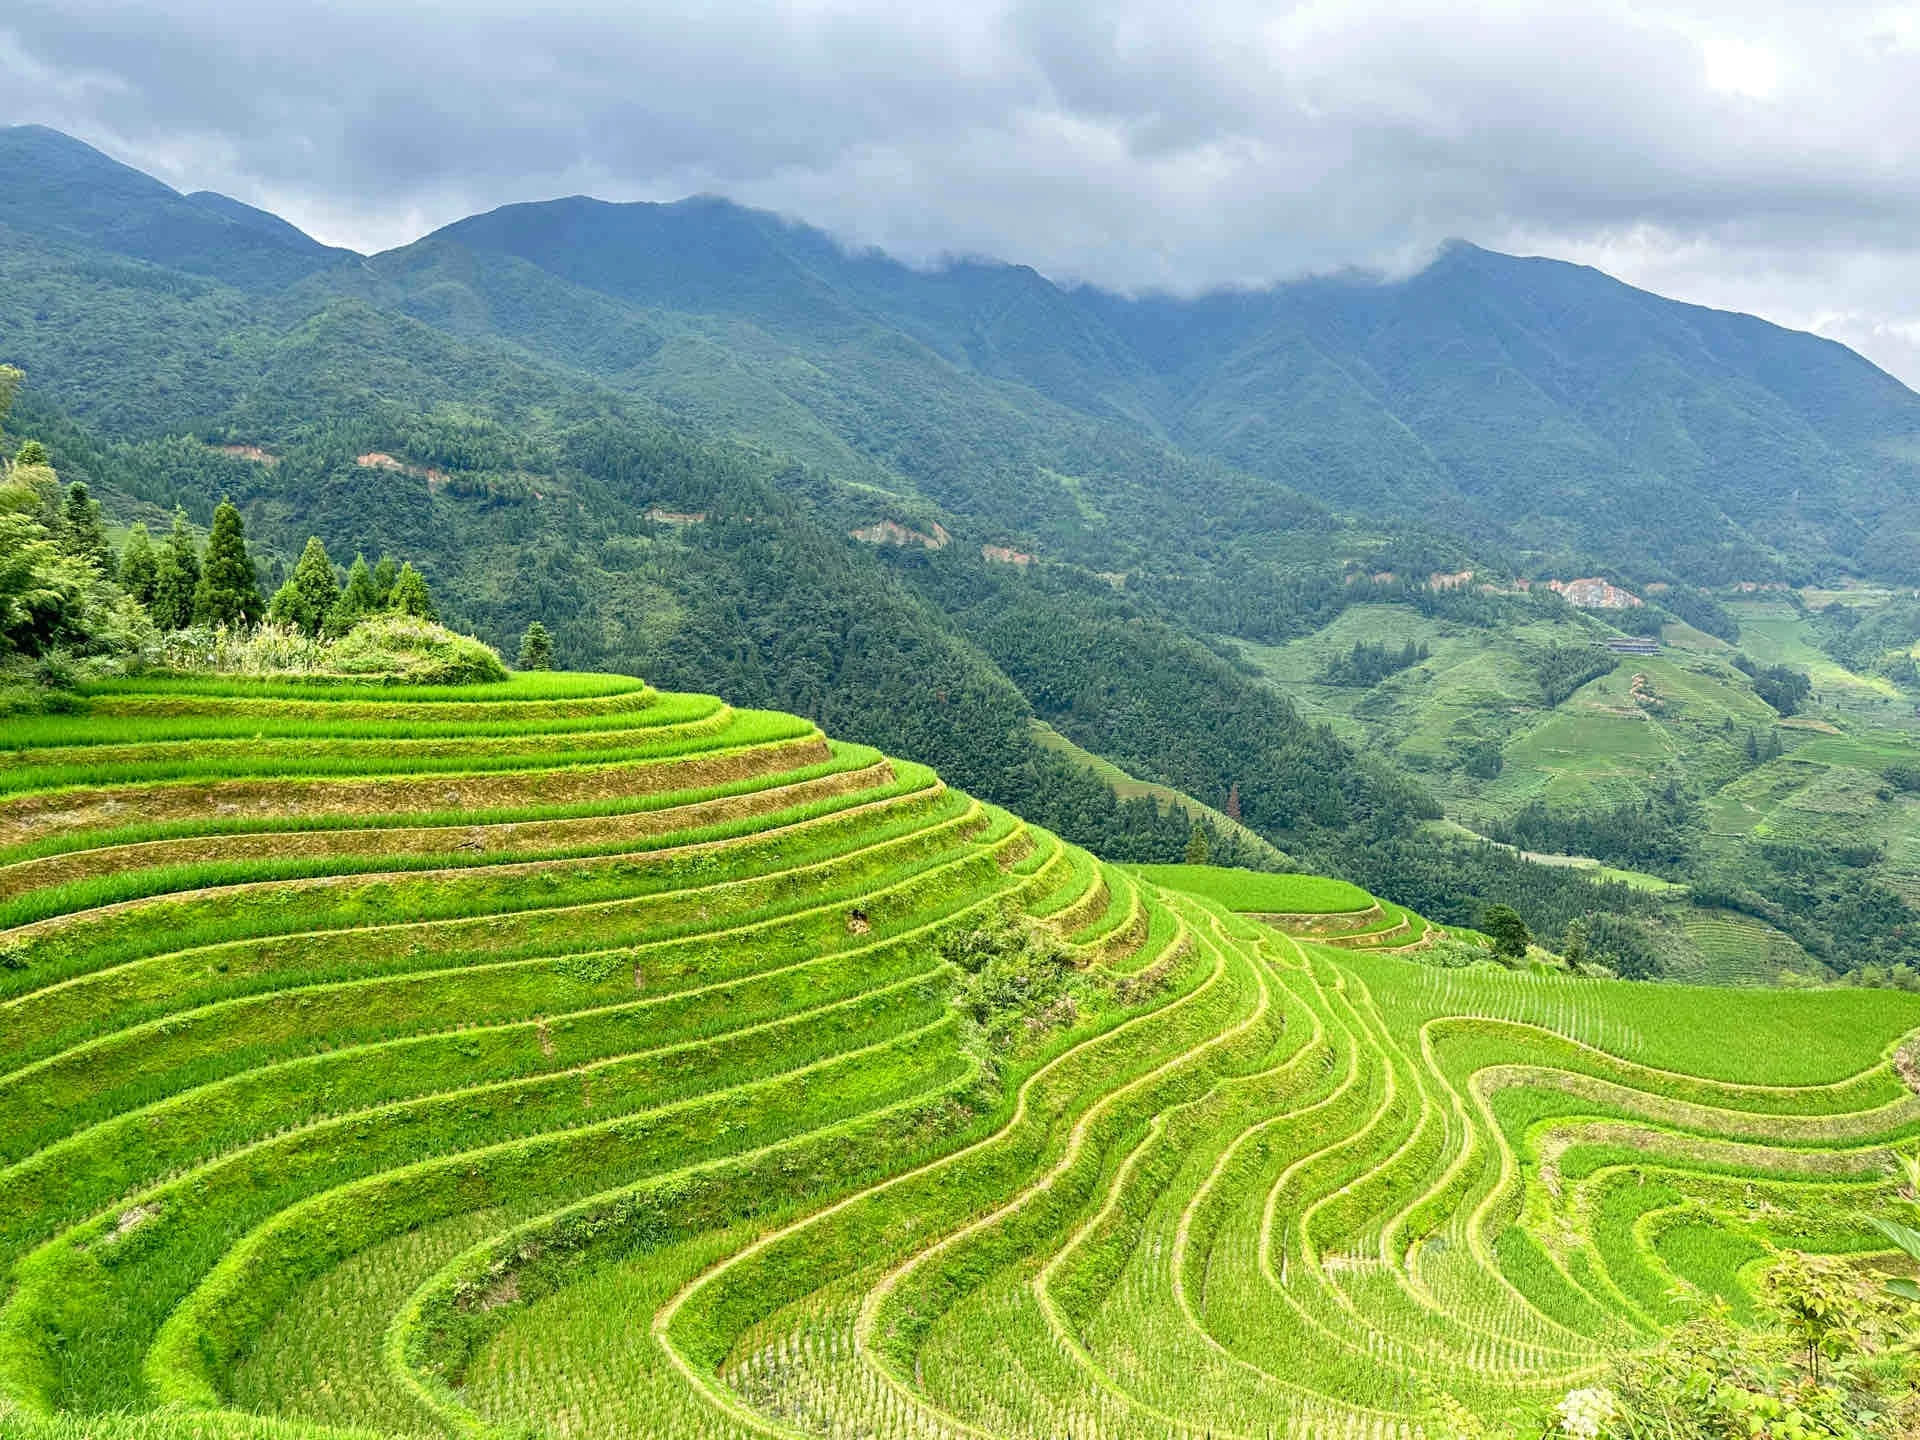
[2,675,1917,1440]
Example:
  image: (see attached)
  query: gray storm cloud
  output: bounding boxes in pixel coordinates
[4,0,1920,383]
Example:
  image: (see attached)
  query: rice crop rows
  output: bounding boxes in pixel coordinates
[4,678,1918,1440]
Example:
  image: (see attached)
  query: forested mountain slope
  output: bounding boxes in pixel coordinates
[10,123,1920,585]
[0,125,355,289]
[12,124,1920,979]
[375,191,1920,581]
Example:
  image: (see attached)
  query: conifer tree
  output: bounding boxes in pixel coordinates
[517,620,554,670]
[12,440,46,468]
[149,510,201,630]
[58,482,113,572]
[388,561,436,620]
[268,536,341,637]
[342,553,379,613]
[118,523,157,606]
[192,499,264,628]
[1183,824,1210,865]
[371,554,399,608]
[1561,918,1588,967]
[325,553,380,636]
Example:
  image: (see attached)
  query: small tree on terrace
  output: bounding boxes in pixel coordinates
[517,620,554,670]
[58,482,113,573]
[192,499,264,628]
[1560,918,1588,968]
[118,523,157,606]
[149,510,201,631]
[371,553,399,608]
[1183,824,1210,865]
[268,536,341,638]
[1482,904,1532,959]
[326,553,380,636]
[387,562,436,620]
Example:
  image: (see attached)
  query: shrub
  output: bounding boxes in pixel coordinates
[328,614,507,684]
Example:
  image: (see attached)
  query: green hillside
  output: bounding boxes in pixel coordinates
[3,679,1918,1439]
[17,124,1920,983]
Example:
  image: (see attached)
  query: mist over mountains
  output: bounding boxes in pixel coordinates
[9,121,1920,587]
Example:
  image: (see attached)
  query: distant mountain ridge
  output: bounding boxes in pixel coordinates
[0,125,355,288]
[6,120,1920,583]
[369,184,1920,580]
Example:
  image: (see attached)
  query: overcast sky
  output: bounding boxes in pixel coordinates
[5,1,1920,384]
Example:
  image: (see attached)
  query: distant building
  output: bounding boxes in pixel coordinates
[1603,636,1660,656]
[1549,577,1644,609]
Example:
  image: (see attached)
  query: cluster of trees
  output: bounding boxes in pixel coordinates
[1,366,151,664]
[1696,842,1920,977]
[1816,596,1920,684]
[0,374,503,673]
[1731,652,1814,716]
[108,501,266,632]
[1487,786,1701,876]
[1532,641,1618,707]
[259,535,435,638]
[1317,638,1430,687]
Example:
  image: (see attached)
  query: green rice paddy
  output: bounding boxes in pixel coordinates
[2,676,1916,1440]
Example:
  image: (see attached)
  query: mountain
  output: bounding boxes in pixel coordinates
[0,125,355,289]
[13,124,1920,983]
[372,195,1920,582]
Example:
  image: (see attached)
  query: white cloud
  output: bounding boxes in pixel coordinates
[2,0,1918,382]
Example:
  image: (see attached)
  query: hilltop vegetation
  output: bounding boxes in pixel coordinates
[0,684,1915,1440]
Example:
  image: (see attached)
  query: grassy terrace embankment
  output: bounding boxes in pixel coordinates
[1,675,1917,1440]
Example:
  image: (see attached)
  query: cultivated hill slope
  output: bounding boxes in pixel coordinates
[2,676,1917,1440]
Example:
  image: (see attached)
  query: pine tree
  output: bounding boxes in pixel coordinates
[517,620,554,670]
[267,536,341,637]
[388,562,436,619]
[193,499,264,628]
[1561,918,1589,967]
[118,523,158,606]
[1183,824,1211,865]
[12,440,47,468]
[57,482,113,573]
[371,554,399,608]
[325,553,381,636]
[149,510,201,630]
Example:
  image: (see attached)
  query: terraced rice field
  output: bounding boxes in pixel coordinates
[4,675,1919,1440]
